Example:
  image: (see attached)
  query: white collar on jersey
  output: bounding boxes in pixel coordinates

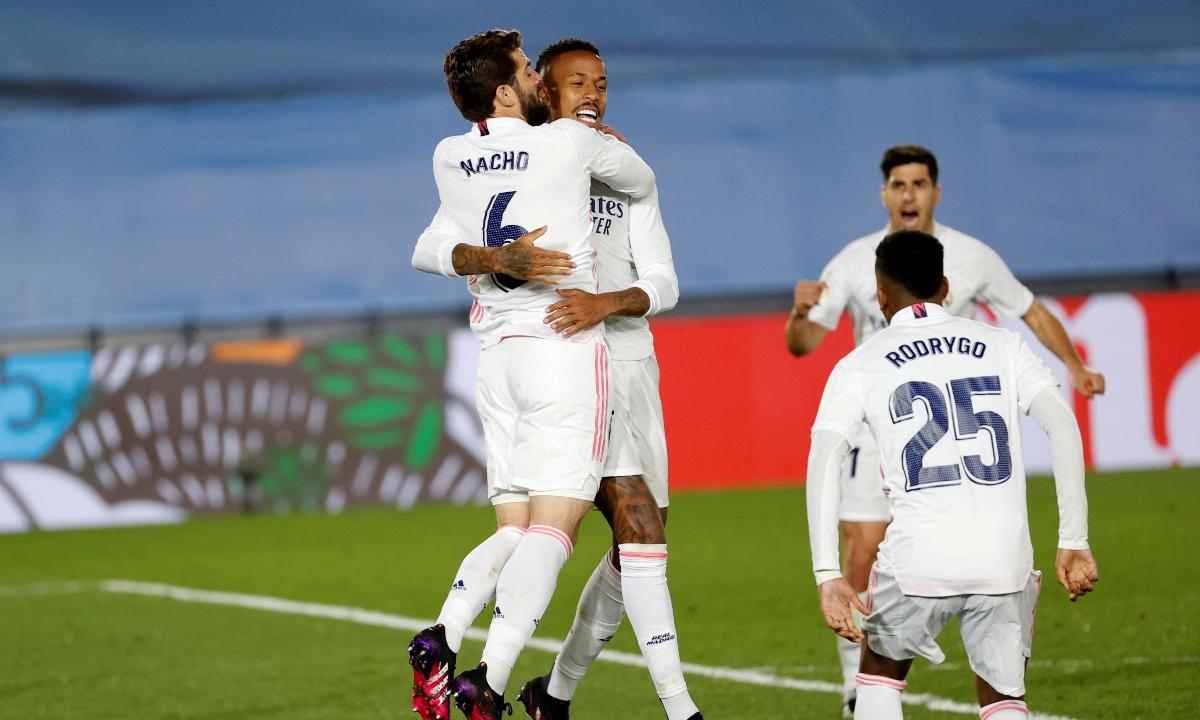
[469,117,528,136]
[890,301,948,326]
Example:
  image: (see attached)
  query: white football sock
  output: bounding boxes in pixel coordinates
[979,699,1029,719]
[481,525,573,694]
[620,544,699,720]
[855,673,906,719]
[546,551,625,700]
[436,524,525,653]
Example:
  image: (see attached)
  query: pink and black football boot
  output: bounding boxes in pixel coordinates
[517,674,570,720]
[449,663,512,719]
[408,624,456,720]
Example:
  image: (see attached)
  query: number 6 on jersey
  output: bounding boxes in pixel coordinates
[483,191,528,291]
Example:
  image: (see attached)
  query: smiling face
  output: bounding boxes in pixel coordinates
[881,162,941,234]
[539,49,607,125]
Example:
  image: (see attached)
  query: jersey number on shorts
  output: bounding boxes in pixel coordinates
[483,191,528,292]
[890,375,1013,491]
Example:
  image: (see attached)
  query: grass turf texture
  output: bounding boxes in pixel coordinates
[0,467,1195,719]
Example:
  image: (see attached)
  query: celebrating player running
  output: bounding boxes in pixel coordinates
[805,230,1099,720]
[786,145,1105,715]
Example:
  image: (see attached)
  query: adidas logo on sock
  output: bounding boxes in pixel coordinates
[600,635,614,643]
[451,579,466,591]
[492,605,505,619]
[645,632,677,646]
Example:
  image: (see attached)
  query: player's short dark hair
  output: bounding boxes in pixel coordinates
[444,29,524,122]
[875,230,945,299]
[881,145,939,184]
[535,38,601,74]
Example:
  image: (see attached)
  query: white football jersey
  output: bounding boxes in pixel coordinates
[812,302,1059,596]
[806,223,1035,345]
[413,117,656,348]
[590,180,679,360]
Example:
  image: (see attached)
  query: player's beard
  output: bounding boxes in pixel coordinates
[520,85,550,126]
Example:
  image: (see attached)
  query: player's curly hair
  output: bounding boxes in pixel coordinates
[881,145,939,184]
[444,29,524,122]
[535,38,601,74]
[875,230,945,299]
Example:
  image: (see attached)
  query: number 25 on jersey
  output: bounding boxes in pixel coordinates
[889,375,1014,492]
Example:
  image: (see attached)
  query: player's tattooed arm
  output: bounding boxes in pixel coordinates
[450,226,576,282]
[544,287,650,337]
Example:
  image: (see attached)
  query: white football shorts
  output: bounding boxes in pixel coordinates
[863,563,1042,698]
[838,425,891,522]
[475,337,611,505]
[601,354,669,508]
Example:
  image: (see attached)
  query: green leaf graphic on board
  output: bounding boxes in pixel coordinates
[306,332,449,455]
[406,402,441,469]
[366,368,421,392]
[256,445,328,511]
[424,333,446,370]
[382,336,419,367]
[314,374,357,398]
[339,397,412,426]
[328,341,371,366]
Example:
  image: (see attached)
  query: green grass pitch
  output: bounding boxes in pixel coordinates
[1,467,1196,719]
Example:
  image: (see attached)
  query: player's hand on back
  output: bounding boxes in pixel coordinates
[792,280,828,319]
[595,123,628,144]
[494,226,576,284]
[1070,366,1107,398]
[818,578,870,643]
[1055,548,1099,602]
[545,289,613,337]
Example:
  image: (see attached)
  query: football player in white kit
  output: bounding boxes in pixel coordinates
[785,145,1106,714]
[407,29,657,720]
[511,39,701,720]
[806,230,1100,720]
[417,38,702,720]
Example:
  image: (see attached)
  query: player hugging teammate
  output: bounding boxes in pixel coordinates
[408,29,701,720]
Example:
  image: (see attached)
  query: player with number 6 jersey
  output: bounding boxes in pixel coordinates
[806,230,1099,720]
[407,29,657,720]
[413,71,655,352]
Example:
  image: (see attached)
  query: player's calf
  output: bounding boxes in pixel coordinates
[595,475,666,552]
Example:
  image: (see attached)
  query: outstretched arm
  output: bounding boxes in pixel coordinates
[1027,387,1099,601]
[808,429,870,641]
[1022,300,1106,398]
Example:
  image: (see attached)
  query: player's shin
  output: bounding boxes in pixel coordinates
[619,543,701,720]
[547,550,626,700]
[437,525,527,653]
[854,673,906,719]
[480,526,573,694]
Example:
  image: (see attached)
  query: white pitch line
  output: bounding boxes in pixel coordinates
[4,580,1078,720]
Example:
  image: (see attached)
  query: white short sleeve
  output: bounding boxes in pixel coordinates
[805,254,851,331]
[1013,334,1060,413]
[976,243,1035,320]
[811,359,866,442]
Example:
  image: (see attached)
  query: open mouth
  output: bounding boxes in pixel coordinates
[900,209,920,225]
[574,107,598,125]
